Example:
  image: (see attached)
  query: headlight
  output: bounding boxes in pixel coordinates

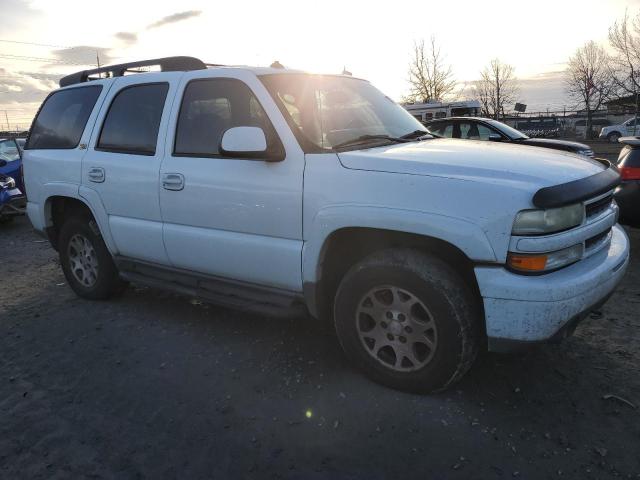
[507,244,584,273]
[0,176,16,189]
[512,203,584,235]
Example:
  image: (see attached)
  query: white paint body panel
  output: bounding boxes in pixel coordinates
[221,126,267,154]
[476,225,629,341]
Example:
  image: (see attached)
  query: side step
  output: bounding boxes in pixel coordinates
[116,257,307,319]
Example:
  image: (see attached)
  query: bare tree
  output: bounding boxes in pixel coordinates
[609,11,640,119]
[475,59,517,120]
[566,41,615,138]
[407,37,456,103]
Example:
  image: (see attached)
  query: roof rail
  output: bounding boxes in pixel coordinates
[59,56,207,87]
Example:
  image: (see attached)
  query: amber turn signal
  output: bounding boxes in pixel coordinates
[507,253,548,272]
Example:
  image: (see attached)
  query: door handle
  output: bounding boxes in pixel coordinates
[88,167,105,183]
[162,173,185,191]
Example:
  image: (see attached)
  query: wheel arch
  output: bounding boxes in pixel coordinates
[43,193,115,253]
[304,226,486,330]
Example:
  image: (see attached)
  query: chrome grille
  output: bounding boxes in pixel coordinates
[585,228,611,250]
[585,193,613,220]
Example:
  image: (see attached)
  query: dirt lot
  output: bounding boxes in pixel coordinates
[1,216,639,479]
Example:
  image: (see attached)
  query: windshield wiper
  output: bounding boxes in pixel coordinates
[332,135,409,149]
[400,129,431,139]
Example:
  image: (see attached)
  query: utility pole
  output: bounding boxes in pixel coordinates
[4,111,9,132]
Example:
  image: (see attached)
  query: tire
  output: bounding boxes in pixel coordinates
[58,216,125,300]
[333,249,481,393]
[607,132,621,143]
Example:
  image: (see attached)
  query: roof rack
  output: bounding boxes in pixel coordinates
[59,56,207,87]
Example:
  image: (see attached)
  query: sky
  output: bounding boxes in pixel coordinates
[1,0,640,130]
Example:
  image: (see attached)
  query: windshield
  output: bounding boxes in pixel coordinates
[485,119,528,140]
[260,74,427,151]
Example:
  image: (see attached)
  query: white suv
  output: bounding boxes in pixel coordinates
[24,56,629,392]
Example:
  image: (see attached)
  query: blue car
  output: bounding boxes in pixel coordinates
[0,138,25,191]
[0,138,26,223]
[0,173,25,223]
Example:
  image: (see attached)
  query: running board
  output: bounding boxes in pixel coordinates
[115,257,307,318]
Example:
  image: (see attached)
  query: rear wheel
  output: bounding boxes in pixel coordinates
[334,249,481,393]
[607,132,621,143]
[58,216,125,299]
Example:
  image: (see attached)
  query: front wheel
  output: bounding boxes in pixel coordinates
[58,216,125,300]
[334,249,481,393]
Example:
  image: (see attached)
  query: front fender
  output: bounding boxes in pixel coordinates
[302,204,497,287]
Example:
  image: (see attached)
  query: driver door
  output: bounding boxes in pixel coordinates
[159,73,304,291]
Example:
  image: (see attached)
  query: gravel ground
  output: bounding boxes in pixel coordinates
[1,216,639,479]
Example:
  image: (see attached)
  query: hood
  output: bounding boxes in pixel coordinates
[519,138,590,151]
[337,138,605,190]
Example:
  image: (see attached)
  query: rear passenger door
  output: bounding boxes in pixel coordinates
[82,75,177,265]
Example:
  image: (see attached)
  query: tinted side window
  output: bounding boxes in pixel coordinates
[26,86,102,150]
[98,83,169,155]
[429,123,453,138]
[459,122,495,140]
[174,78,279,157]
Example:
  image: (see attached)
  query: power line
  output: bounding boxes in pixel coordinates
[0,54,95,66]
[0,39,74,49]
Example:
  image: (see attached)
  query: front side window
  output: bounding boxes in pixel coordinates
[97,83,169,155]
[174,78,280,157]
[458,122,496,140]
[26,85,102,150]
[428,123,453,138]
[260,74,425,151]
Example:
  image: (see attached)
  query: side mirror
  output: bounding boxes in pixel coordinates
[488,134,503,142]
[220,126,282,161]
[0,159,7,167]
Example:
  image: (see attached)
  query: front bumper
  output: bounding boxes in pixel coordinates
[475,224,630,351]
[0,190,26,217]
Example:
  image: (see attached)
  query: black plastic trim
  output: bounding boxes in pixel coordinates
[532,160,621,208]
[59,56,206,87]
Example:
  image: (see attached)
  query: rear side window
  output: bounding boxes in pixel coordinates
[97,83,169,155]
[174,78,280,157]
[26,85,102,150]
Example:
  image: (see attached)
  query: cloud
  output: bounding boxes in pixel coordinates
[49,46,116,68]
[147,10,202,29]
[114,32,138,45]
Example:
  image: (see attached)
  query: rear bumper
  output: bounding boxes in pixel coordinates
[475,224,630,351]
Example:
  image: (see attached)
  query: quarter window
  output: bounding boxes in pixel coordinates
[26,85,102,150]
[174,78,279,157]
[97,83,169,155]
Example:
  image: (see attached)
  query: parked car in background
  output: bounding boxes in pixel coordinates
[600,118,639,143]
[24,56,628,393]
[424,117,594,157]
[575,118,610,139]
[515,117,560,138]
[614,137,640,225]
[0,173,26,223]
[0,138,25,191]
